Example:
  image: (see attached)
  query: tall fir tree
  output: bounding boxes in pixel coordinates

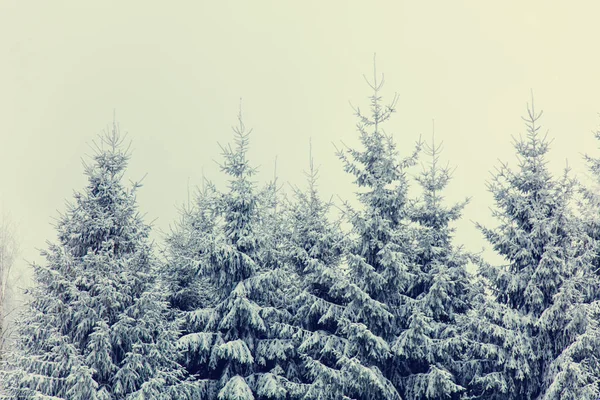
[280,141,348,399]
[467,99,590,400]
[170,107,296,399]
[335,61,421,399]
[394,129,478,399]
[1,124,197,399]
[165,176,222,315]
[537,127,600,399]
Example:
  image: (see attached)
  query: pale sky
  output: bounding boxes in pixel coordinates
[2,1,600,288]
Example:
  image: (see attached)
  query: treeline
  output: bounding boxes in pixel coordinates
[2,68,600,400]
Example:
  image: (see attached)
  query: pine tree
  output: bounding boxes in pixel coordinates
[278,141,349,399]
[393,130,477,399]
[171,108,295,399]
[335,61,421,399]
[467,99,588,400]
[164,178,226,399]
[1,124,196,399]
[538,127,600,399]
[539,276,600,400]
[165,176,222,315]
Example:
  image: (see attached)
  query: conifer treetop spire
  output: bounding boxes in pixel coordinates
[219,99,256,181]
[583,115,600,179]
[515,91,551,168]
[306,137,321,203]
[355,53,399,133]
[86,119,133,182]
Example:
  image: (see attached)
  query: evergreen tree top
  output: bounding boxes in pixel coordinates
[218,105,257,182]
[509,98,554,195]
[413,124,469,233]
[336,57,421,199]
[478,97,577,316]
[87,123,132,178]
[287,139,343,262]
[56,122,149,260]
[335,65,422,264]
[217,104,262,261]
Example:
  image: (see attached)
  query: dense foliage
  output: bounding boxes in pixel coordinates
[3,72,600,400]
[1,126,198,399]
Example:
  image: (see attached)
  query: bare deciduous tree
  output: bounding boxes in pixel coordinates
[0,213,19,357]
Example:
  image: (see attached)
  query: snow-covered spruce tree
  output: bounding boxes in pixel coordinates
[162,177,225,398]
[165,177,222,316]
[467,99,589,400]
[580,127,600,301]
[1,124,197,399]
[335,64,421,400]
[392,132,478,399]
[173,109,296,399]
[538,276,600,400]
[537,128,600,400]
[277,142,349,399]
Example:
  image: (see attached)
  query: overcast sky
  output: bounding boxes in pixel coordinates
[2,1,600,286]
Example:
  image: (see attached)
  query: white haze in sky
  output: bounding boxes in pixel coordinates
[1,0,600,293]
